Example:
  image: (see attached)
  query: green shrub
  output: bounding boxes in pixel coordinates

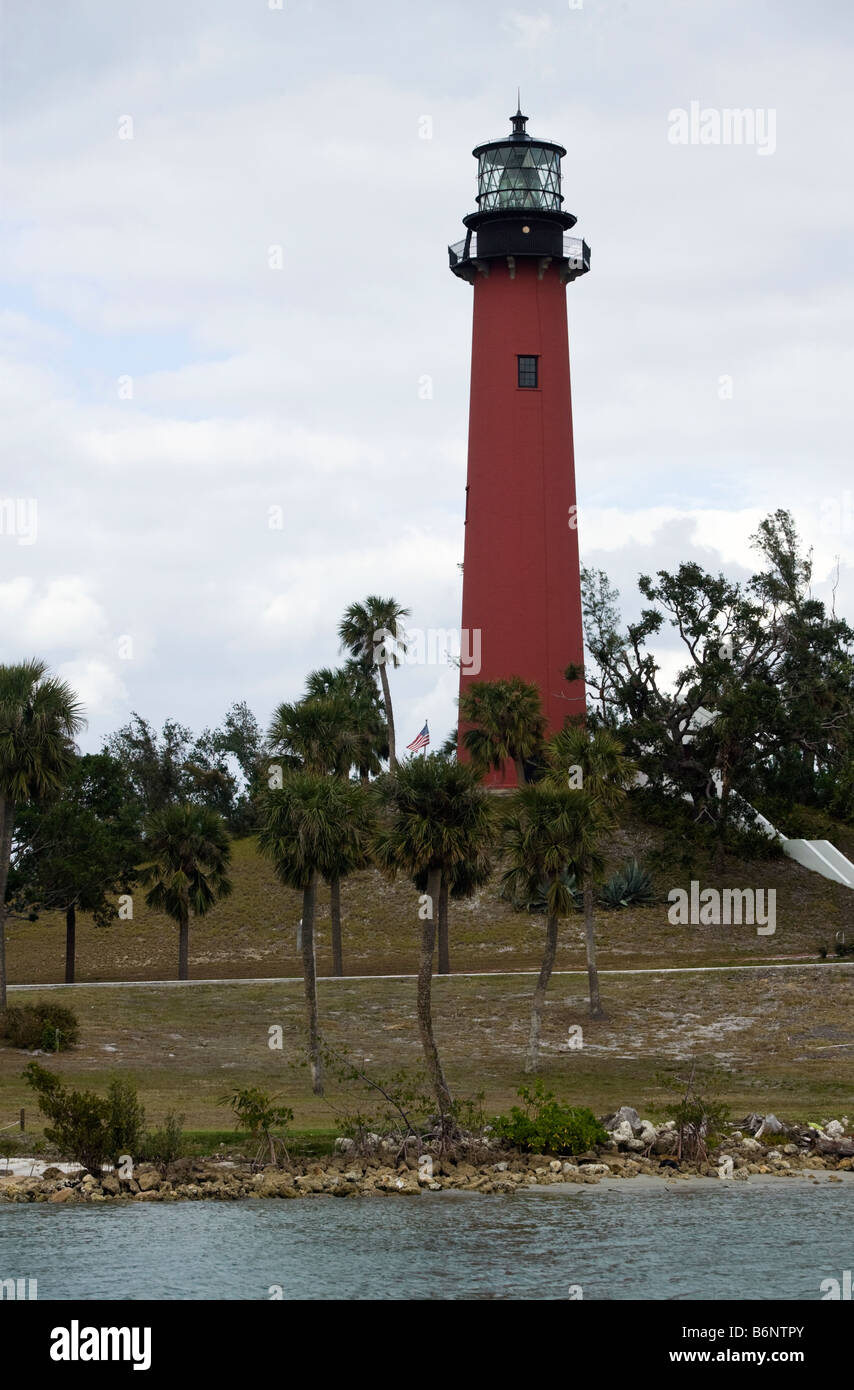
[24,1064,149,1174]
[492,1080,607,1155]
[219,1087,293,1166]
[106,1078,146,1157]
[653,1063,731,1160]
[24,1062,111,1175]
[139,1112,186,1168]
[0,1003,79,1052]
[599,858,655,908]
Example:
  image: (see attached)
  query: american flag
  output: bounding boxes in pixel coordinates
[406,721,430,753]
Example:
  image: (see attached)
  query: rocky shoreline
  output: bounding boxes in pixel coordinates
[3,1107,852,1204]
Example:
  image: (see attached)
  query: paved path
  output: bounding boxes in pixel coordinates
[7,959,850,991]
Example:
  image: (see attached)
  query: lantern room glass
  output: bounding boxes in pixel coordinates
[476,144,562,211]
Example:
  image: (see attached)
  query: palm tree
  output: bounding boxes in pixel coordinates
[502,783,601,1071]
[259,773,373,1093]
[304,663,388,783]
[323,789,374,977]
[338,596,410,771]
[413,850,491,975]
[459,676,546,786]
[544,724,634,1018]
[269,694,373,975]
[0,660,84,1007]
[139,804,233,982]
[374,755,493,1122]
[268,695,355,780]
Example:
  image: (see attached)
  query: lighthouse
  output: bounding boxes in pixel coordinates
[450,106,590,787]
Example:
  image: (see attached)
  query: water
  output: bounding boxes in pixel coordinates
[1,1182,850,1300]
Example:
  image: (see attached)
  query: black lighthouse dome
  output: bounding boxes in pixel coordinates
[449,106,590,285]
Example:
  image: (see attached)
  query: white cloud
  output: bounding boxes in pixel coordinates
[57,658,128,720]
[501,10,554,49]
[0,577,109,649]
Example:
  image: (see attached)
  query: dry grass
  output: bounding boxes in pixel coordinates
[2,965,853,1136]
[4,815,853,986]
[4,810,852,1141]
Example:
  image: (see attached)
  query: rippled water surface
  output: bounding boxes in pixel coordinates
[2,1182,850,1300]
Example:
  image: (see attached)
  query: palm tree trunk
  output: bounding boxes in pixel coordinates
[437,875,450,974]
[583,876,604,1018]
[65,903,76,985]
[330,875,343,976]
[514,757,526,787]
[418,867,453,1118]
[302,873,323,1095]
[0,796,14,1010]
[526,910,559,1073]
[178,910,190,981]
[378,663,396,772]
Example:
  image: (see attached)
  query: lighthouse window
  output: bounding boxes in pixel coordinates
[517,355,538,388]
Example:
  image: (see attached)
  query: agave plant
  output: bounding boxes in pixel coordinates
[500,866,582,915]
[599,858,655,909]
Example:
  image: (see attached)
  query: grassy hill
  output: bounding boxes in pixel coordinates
[5,805,854,985]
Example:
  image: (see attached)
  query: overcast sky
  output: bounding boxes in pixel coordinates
[1,0,852,754]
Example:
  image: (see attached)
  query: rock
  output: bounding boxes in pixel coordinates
[294,1174,326,1194]
[737,1112,764,1134]
[42,1166,64,1179]
[602,1106,643,1136]
[100,1175,121,1196]
[334,1137,355,1154]
[825,1121,845,1139]
[549,1160,562,1173]
[740,1137,762,1152]
[48,1187,74,1203]
[137,1171,161,1192]
[653,1132,677,1155]
[79,1174,99,1190]
[610,1121,635,1145]
[625,1138,647,1152]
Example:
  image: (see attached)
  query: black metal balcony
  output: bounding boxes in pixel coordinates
[448,231,591,282]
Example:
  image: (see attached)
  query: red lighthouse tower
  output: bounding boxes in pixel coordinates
[451,106,590,787]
